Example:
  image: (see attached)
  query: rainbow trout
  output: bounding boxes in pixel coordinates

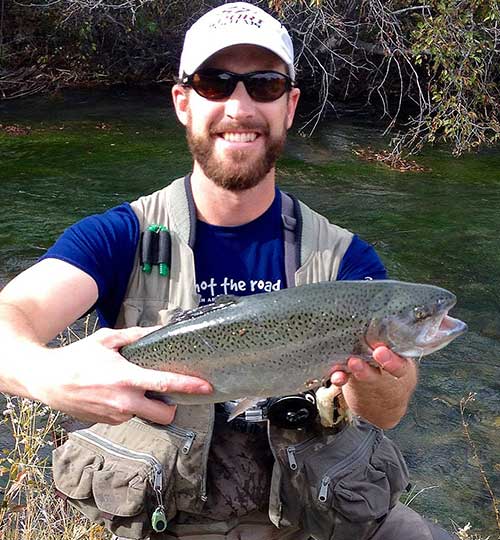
[120,280,466,408]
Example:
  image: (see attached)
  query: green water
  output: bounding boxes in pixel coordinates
[0,88,499,535]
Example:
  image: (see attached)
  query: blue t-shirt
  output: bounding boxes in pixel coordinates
[41,190,387,327]
[195,190,285,304]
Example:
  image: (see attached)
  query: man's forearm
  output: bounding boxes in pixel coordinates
[342,359,418,429]
[0,301,51,400]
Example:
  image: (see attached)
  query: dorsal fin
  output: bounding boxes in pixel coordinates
[160,295,240,327]
[214,294,239,305]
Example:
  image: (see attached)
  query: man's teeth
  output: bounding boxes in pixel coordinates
[222,132,258,143]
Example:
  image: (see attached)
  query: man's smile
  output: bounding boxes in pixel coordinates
[211,122,267,148]
[220,132,259,143]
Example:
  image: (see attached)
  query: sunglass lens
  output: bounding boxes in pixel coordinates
[189,70,291,102]
[246,73,288,102]
[192,71,234,100]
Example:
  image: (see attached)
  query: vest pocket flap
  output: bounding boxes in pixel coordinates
[92,462,149,517]
[52,436,104,500]
[331,464,390,521]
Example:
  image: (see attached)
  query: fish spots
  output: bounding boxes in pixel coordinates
[119,280,460,401]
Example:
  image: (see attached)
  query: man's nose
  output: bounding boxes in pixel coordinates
[224,81,255,119]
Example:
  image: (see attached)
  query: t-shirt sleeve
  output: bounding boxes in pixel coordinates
[337,234,387,281]
[40,203,140,327]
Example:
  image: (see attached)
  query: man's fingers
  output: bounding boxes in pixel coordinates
[94,326,162,349]
[372,346,408,379]
[344,348,408,382]
[330,364,350,386]
[346,357,376,382]
[133,397,177,425]
[125,364,213,394]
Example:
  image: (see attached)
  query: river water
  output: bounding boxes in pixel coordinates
[0,88,499,536]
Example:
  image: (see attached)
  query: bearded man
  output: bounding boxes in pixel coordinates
[0,3,457,540]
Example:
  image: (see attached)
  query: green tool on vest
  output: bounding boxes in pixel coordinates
[151,466,167,532]
[141,224,171,277]
[151,505,167,532]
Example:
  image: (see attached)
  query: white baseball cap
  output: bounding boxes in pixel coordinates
[178,2,295,81]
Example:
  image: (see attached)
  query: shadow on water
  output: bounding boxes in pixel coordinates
[0,88,499,535]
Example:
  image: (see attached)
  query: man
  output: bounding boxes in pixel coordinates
[0,3,455,540]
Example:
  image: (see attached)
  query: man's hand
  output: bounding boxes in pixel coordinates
[0,261,212,427]
[30,326,213,426]
[329,346,417,429]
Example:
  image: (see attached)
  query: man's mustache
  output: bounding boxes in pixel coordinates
[210,121,270,136]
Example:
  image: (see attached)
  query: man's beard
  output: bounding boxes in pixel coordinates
[186,114,287,192]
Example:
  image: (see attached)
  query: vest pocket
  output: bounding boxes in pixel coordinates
[327,462,390,521]
[269,418,409,540]
[134,417,207,514]
[52,418,180,540]
[91,456,151,517]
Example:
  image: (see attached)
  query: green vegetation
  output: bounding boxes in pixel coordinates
[1,1,498,158]
[406,0,500,155]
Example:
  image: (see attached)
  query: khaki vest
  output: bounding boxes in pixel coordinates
[115,175,353,515]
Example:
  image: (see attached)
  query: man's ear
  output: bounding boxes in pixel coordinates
[172,84,189,126]
[286,87,301,130]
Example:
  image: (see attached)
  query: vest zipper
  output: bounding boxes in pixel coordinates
[286,436,318,470]
[318,476,330,502]
[199,405,214,503]
[317,430,377,503]
[287,447,298,470]
[164,424,196,455]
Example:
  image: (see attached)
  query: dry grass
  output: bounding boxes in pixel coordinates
[0,395,110,540]
[460,393,500,533]
[0,315,107,539]
[454,522,492,540]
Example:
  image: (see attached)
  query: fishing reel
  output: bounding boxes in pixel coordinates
[267,391,318,430]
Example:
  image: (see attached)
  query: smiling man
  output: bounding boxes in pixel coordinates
[0,3,457,540]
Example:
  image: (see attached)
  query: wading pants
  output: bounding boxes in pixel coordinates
[114,503,457,540]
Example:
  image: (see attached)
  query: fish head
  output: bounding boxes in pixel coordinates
[365,282,467,358]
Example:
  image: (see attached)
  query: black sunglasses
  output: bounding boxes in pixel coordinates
[181,69,294,103]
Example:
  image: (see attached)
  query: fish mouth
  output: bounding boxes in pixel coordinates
[415,310,468,355]
[386,294,468,358]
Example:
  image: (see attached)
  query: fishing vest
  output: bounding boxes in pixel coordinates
[53,175,359,539]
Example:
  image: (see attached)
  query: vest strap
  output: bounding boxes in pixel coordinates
[281,191,301,288]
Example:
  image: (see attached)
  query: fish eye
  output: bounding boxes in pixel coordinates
[413,306,429,321]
